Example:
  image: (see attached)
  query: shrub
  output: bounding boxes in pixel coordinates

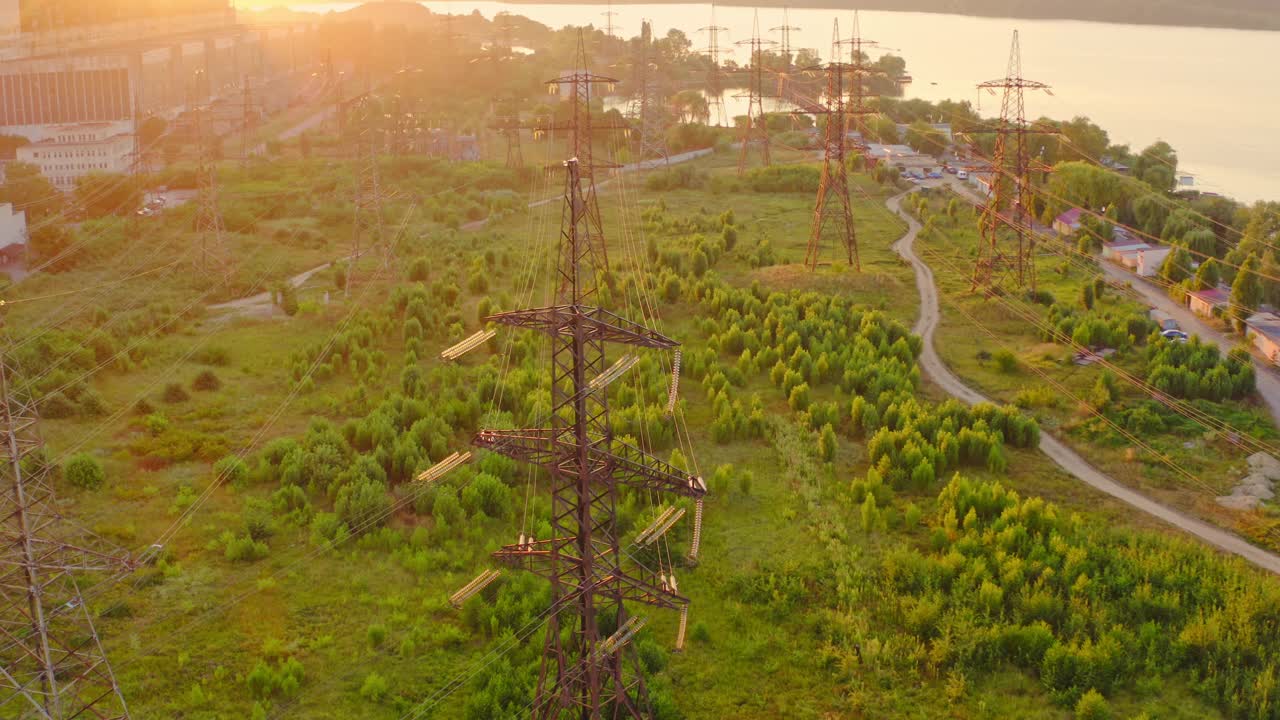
[690,621,711,644]
[1075,689,1112,720]
[225,534,268,562]
[359,672,390,703]
[194,346,231,366]
[367,623,387,648]
[214,454,249,486]
[993,350,1018,374]
[192,369,221,391]
[41,391,76,418]
[64,453,105,490]
[407,257,429,283]
[162,383,190,403]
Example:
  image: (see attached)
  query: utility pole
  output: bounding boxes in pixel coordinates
[489,97,524,169]
[971,30,1053,294]
[629,20,670,167]
[194,107,226,276]
[468,37,705,715]
[239,74,258,167]
[350,100,386,294]
[0,348,133,720]
[697,5,729,127]
[770,6,801,102]
[802,20,863,271]
[734,11,777,176]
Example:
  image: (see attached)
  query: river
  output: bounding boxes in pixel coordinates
[285,1,1280,204]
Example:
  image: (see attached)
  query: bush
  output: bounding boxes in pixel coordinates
[993,350,1018,374]
[367,623,387,648]
[64,453,105,490]
[192,369,221,392]
[359,672,390,703]
[214,454,249,486]
[162,383,190,403]
[1075,689,1112,720]
[690,621,711,644]
[41,391,76,418]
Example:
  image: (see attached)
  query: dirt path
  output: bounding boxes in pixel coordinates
[888,188,1280,575]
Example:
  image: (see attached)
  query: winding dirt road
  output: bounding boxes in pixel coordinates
[887,189,1280,575]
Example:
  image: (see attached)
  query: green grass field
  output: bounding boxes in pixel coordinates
[8,150,1273,720]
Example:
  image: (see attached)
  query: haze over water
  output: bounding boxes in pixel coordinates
[288,1,1280,204]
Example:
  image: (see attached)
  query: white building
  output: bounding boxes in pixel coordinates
[0,201,27,266]
[16,121,135,191]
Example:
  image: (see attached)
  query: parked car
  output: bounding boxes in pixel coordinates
[1161,329,1190,342]
[928,171,944,179]
[946,166,958,174]
[957,170,969,180]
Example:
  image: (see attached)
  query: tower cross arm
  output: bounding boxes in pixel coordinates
[472,431,706,499]
[491,539,690,610]
[977,78,1051,91]
[485,305,680,350]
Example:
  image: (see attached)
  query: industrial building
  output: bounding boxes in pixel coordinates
[0,0,319,188]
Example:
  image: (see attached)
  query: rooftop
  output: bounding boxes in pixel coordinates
[1189,288,1230,304]
[1056,208,1085,226]
[1247,312,1280,339]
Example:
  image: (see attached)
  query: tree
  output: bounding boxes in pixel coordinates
[0,134,29,160]
[138,116,167,150]
[1230,253,1263,328]
[1192,257,1220,291]
[74,172,142,217]
[1160,245,1193,284]
[64,453,105,490]
[905,121,947,156]
[1133,141,1177,192]
[0,162,63,221]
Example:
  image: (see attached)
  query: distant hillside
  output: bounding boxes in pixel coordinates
[257,0,1280,32]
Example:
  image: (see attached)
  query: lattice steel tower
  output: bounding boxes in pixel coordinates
[194,108,226,275]
[471,36,706,719]
[802,20,867,271]
[629,20,670,166]
[735,12,777,175]
[697,5,730,127]
[972,30,1051,294]
[0,351,132,720]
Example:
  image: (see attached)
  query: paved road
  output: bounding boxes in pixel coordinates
[888,188,1280,575]
[1098,262,1280,428]
[940,174,1280,431]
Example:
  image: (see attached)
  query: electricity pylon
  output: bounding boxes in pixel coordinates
[734,11,777,175]
[194,108,226,275]
[0,350,133,720]
[770,6,801,103]
[802,20,866,271]
[349,99,387,292]
[972,30,1053,294]
[629,20,669,166]
[697,5,730,127]
[489,98,524,169]
[471,35,706,718]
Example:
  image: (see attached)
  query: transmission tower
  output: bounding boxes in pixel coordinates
[350,100,387,292]
[801,20,867,271]
[239,74,261,167]
[489,98,524,170]
[475,157,705,719]
[628,20,670,166]
[697,6,730,127]
[844,11,880,149]
[770,6,801,102]
[465,35,704,718]
[734,12,778,175]
[972,30,1052,294]
[194,108,227,275]
[0,350,133,720]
